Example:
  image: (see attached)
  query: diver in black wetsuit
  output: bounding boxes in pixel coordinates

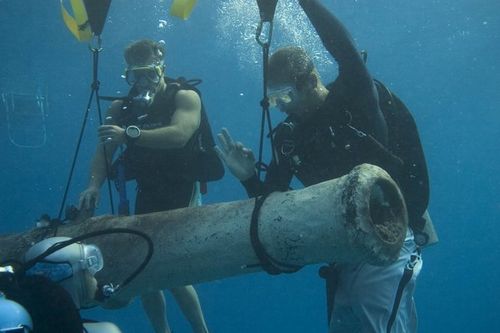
[216,0,424,332]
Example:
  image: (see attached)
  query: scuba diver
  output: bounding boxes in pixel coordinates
[79,39,213,333]
[0,292,33,333]
[216,0,429,332]
[0,237,121,333]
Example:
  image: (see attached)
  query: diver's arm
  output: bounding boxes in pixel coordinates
[88,101,122,189]
[86,142,117,190]
[135,89,201,149]
[241,145,294,197]
[241,159,293,197]
[216,128,292,197]
[79,103,121,209]
[299,0,371,90]
[300,0,386,141]
[240,174,262,197]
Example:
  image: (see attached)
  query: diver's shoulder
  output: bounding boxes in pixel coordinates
[175,88,201,105]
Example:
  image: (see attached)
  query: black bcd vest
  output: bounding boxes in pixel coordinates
[111,77,224,185]
[273,79,429,232]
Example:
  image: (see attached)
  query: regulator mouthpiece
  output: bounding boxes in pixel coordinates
[132,90,154,108]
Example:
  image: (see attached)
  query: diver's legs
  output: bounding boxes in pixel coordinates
[329,230,422,333]
[141,291,172,333]
[170,285,210,333]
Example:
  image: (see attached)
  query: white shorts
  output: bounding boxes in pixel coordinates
[329,231,423,333]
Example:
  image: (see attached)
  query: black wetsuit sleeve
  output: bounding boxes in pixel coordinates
[299,0,387,141]
[300,0,369,88]
[241,174,262,198]
[241,158,294,198]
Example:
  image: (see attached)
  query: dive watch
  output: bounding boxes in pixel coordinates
[125,125,141,144]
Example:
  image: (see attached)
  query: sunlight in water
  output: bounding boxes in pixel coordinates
[215,0,334,74]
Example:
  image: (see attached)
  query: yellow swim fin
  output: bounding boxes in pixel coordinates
[60,0,92,42]
[170,0,198,20]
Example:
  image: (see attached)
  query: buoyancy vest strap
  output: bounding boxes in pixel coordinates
[249,192,302,275]
[349,125,403,169]
[386,249,421,333]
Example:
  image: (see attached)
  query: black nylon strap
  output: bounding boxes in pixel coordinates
[386,250,420,333]
[319,264,340,326]
[248,193,302,275]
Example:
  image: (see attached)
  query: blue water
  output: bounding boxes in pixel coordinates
[1,0,499,332]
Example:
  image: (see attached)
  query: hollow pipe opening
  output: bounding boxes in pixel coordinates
[368,178,407,245]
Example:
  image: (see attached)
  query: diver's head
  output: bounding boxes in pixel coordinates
[0,292,33,332]
[23,237,103,309]
[268,46,327,118]
[124,39,166,108]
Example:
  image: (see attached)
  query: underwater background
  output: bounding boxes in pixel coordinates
[0,0,499,332]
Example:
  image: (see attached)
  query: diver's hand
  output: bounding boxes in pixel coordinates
[79,186,100,210]
[215,128,256,181]
[98,125,126,145]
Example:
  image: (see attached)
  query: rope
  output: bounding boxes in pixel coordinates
[55,37,115,235]
[255,20,278,181]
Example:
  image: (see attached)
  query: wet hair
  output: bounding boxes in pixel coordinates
[268,46,315,86]
[124,39,166,66]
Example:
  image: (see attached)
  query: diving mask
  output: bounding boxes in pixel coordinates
[124,63,164,86]
[267,85,297,108]
[82,243,104,275]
